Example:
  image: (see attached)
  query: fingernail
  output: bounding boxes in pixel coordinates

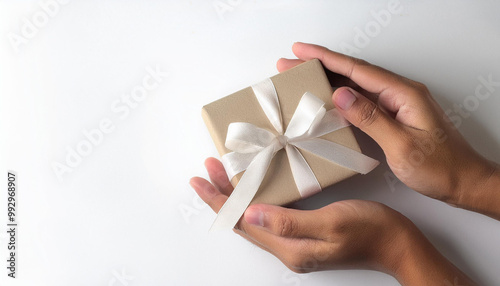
[335,88,357,110]
[245,207,264,226]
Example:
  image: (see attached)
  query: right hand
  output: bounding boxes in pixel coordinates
[278,42,499,216]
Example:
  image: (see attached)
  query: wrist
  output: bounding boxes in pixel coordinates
[455,159,500,219]
[372,214,420,277]
[388,223,476,286]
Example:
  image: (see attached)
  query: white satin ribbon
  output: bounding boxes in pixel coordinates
[210,78,379,231]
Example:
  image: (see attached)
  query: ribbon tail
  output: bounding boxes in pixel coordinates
[285,145,321,198]
[292,138,379,174]
[210,145,276,231]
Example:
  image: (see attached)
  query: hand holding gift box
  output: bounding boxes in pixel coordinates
[192,42,489,284]
[202,59,379,230]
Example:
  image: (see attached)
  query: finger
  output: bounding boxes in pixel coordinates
[243,204,330,240]
[205,157,233,196]
[189,177,227,213]
[278,58,358,90]
[292,42,407,95]
[234,227,322,272]
[237,217,295,252]
[239,219,327,272]
[277,58,304,72]
[332,87,403,150]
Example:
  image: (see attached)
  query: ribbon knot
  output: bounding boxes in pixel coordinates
[210,78,379,231]
[276,135,288,148]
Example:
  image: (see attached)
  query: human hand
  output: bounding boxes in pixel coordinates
[190,158,474,285]
[277,42,500,218]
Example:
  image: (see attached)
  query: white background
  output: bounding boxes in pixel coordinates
[1,1,500,285]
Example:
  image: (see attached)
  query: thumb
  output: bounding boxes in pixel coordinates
[333,87,401,149]
[244,204,326,239]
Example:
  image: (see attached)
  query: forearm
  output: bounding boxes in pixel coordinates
[391,226,476,286]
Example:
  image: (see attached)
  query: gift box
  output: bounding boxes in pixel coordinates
[202,59,378,230]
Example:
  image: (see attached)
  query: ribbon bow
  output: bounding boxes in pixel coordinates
[210,78,379,231]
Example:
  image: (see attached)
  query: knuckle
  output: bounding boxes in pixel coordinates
[346,57,370,78]
[357,100,379,128]
[320,205,343,233]
[411,81,430,95]
[275,213,298,237]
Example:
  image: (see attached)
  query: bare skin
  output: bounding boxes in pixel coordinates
[190,42,500,285]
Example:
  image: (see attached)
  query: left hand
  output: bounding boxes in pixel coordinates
[189,158,474,286]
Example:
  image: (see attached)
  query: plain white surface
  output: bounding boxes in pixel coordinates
[1,1,500,285]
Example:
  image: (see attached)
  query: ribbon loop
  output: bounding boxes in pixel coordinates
[251,78,283,134]
[211,78,379,231]
[284,92,326,139]
[225,122,276,153]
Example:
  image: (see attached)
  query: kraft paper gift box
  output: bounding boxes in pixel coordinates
[202,59,369,207]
